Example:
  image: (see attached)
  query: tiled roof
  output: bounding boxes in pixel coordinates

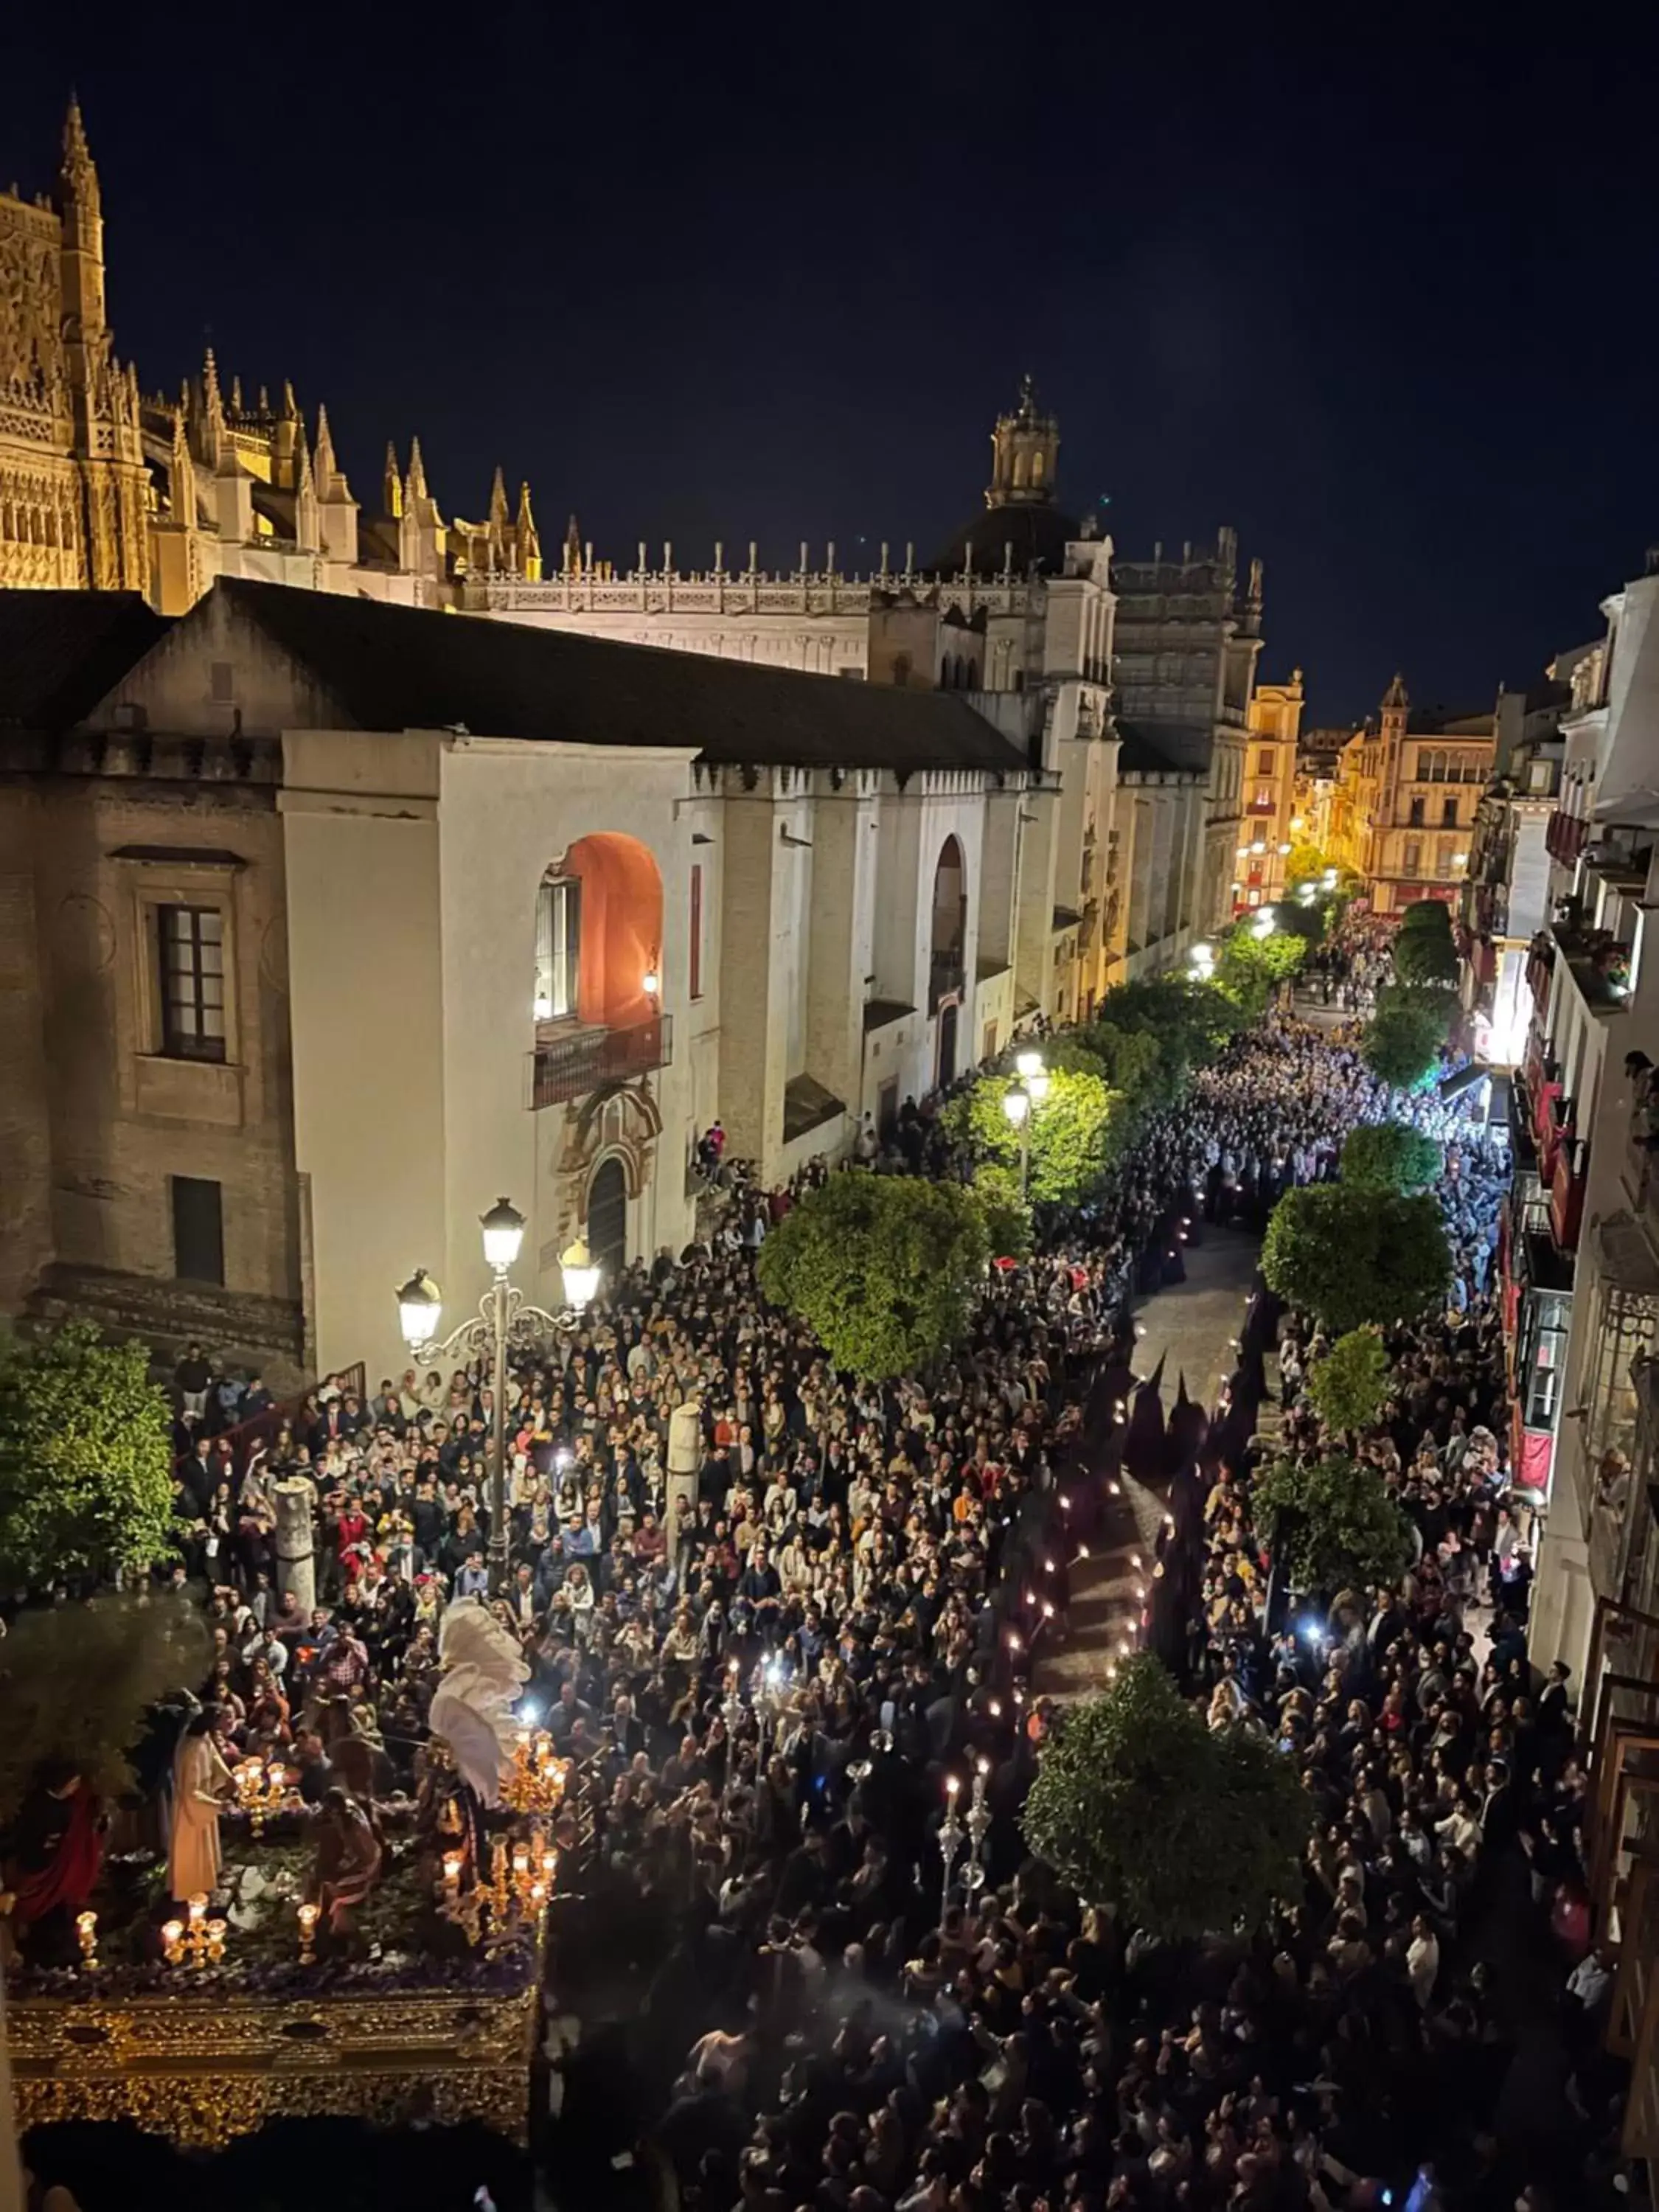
[220,580,1030,776]
[0,592,170,730]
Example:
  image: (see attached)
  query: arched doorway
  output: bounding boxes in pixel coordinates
[937,1001,959,1088]
[588,1156,627,1287]
[930,835,967,1010]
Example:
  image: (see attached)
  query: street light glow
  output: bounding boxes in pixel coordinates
[479,1194,527,1273]
[560,1235,601,1311]
[1001,1085,1031,1127]
[394,1267,442,1352]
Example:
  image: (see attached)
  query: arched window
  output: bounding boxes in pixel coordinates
[534,869,581,1021]
[930,836,967,1009]
[1030,449,1045,486]
[535,834,663,1030]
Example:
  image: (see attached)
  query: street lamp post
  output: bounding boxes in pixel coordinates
[394,1200,602,1593]
[1002,1051,1048,1203]
[1002,1082,1032,1199]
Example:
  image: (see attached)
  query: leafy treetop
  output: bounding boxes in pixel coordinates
[1363,988,1454,1090]
[1304,1325,1392,1437]
[1214,927,1307,1019]
[942,1065,1128,1206]
[0,1321,177,1588]
[1020,1654,1310,1941]
[1251,1450,1413,1598]
[1262,1183,1450,1336]
[756,1171,990,1380]
[1393,928,1461,989]
[1340,1121,1444,1193]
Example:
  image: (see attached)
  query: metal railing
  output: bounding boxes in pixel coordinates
[928,953,965,1011]
[530,1013,672,1108]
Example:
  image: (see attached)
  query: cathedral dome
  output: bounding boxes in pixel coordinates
[925,377,1093,577]
[928,499,1087,579]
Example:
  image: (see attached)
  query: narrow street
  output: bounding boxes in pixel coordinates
[1040,1225,1262,1698]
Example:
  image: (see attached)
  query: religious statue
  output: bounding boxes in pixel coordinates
[307,1786,383,1942]
[167,1708,234,1904]
[0,1759,104,1968]
[426,1598,529,1807]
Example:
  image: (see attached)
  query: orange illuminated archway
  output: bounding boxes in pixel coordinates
[551,832,664,1029]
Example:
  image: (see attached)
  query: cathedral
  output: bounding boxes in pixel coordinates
[0,102,148,594]
[0,101,543,614]
[0,100,1289,1387]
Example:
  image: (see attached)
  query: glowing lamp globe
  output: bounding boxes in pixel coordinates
[560,1235,601,1312]
[479,1195,526,1273]
[395,1267,443,1352]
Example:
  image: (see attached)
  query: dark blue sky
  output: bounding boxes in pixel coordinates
[7,6,1658,723]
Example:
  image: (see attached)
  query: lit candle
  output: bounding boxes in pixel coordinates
[161,1919,184,1964]
[75,1910,97,1966]
[298,1902,320,1961]
[540,1848,557,1879]
[187,1893,207,1926]
[946,1776,960,1798]
[442,1848,465,1890]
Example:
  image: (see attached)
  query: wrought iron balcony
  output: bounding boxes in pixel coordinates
[530,1013,671,1109]
[928,951,966,1012]
[1545,808,1589,864]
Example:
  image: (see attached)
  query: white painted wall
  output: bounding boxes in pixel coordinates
[279,731,448,1385]
[435,738,698,1321]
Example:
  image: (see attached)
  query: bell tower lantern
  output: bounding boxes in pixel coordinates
[986,375,1060,510]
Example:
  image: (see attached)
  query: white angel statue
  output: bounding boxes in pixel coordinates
[427,1598,529,1806]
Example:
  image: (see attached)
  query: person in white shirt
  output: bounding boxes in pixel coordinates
[1405,1913,1439,2008]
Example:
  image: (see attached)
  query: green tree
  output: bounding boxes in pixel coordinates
[1285,839,1331,887]
[1251,1450,1413,1596]
[0,1321,177,1587]
[757,1171,990,1379]
[1020,1655,1310,1939]
[1304,1326,1392,1437]
[0,1593,209,1819]
[942,1066,1127,1206]
[1363,987,1453,1089]
[1214,927,1307,1020]
[1340,1121,1443,1193]
[1073,1019,1167,1113]
[1270,897,1326,948]
[1093,975,1241,1093]
[969,1161,1033,1262]
[1262,1185,1450,1335]
[1393,928,1461,989]
[1040,1035,1109,1080]
[1398,899,1453,935]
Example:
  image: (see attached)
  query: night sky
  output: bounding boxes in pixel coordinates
[7,10,1658,725]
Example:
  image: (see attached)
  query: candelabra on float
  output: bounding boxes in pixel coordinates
[160,1894,227,1968]
[232,1755,293,1835]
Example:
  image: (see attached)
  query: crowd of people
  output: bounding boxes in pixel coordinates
[142,998,1628,2212]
